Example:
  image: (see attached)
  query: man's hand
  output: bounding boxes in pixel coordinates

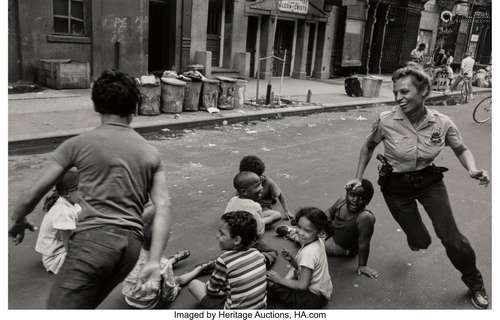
[137,260,162,295]
[469,169,490,186]
[9,218,38,245]
[357,265,380,279]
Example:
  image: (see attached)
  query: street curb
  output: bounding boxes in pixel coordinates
[8,89,491,155]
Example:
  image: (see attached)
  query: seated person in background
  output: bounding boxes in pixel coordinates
[35,168,81,274]
[225,171,278,267]
[410,43,426,64]
[276,179,378,279]
[122,203,212,309]
[239,155,293,222]
[267,207,333,309]
[461,51,475,100]
[188,211,267,309]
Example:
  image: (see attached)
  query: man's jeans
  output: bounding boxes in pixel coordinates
[383,179,484,291]
[47,226,142,308]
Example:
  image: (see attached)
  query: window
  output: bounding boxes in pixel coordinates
[53,0,86,35]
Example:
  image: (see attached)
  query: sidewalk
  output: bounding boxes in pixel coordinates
[8,76,490,147]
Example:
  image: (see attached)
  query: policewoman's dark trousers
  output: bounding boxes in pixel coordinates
[47,226,143,308]
[381,173,484,292]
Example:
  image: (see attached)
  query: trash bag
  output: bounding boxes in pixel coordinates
[345,77,362,97]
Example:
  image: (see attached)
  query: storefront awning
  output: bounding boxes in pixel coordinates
[246,0,330,22]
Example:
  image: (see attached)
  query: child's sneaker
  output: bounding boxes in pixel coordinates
[470,288,489,309]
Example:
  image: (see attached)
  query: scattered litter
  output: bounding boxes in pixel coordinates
[261,147,271,152]
[245,130,257,134]
[307,123,317,127]
[221,190,227,193]
[173,184,177,187]
[174,113,181,119]
[206,143,216,147]
[340,117,346,120]
[161,128,170,132]
[207,107,220,113]
[197,190,203,194]
[231,150,240,154]
[189,162,202,168]
[184,176,191,180]
[356,115,368,121]
[237,109,246,113]
[207,184,214,187]
[353,284,359,288]
[37,92,44,95]
[278,173,291,179]
[222,120,228,126]
[183,129,193,133]
[407,263,412,266]
[297,133,303,136]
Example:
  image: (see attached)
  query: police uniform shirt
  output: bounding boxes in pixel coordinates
[369,106,464,173]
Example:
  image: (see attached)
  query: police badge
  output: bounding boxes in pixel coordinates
[430,127,443,144]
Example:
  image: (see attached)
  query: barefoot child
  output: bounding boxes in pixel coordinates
[188,211,267,309]
[267,207,333,309]
[239,155,293,221]
[225,171,278,266]
[122,204,212,309]
[35,169,81,274]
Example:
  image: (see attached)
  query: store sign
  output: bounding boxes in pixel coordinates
[278,0,308,14]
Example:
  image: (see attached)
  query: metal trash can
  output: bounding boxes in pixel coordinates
[138,75,161,116]
[362,76,383,98]
[216,76,237,110]
[161,78,186,114]
[200,78,219,111]
[180,75,202,112]
[234,79,248,108]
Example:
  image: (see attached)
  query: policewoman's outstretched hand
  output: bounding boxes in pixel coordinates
[345,179,362,191]
[469,169,490,186]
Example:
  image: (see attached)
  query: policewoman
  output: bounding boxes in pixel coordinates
[347,65,490,309]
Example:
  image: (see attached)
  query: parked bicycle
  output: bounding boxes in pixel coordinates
[472,95,491,124]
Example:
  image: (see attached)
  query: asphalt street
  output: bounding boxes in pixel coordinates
[8,93,491,309]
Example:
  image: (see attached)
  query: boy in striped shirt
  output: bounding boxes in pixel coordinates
[188,211,267,309]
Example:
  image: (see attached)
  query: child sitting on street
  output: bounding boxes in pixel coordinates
[267,207,333,309]
[239,155,293,221]
[225,171,278,267]
[276,179,379,279]
[35,168,81,274]
[188,211,268,309]
[122,203,214,309]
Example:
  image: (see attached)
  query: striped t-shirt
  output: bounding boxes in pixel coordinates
[206,248,267,309]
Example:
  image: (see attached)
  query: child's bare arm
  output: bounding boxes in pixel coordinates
[267,266,313,291]
[281,248,299,270]
[277,193,293,220]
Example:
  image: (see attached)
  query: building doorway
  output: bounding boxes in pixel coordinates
[273,20,294,77]
[207,0,223,66]
[246,16,259,77]
[306,22,316,77]
[148,0,176,73]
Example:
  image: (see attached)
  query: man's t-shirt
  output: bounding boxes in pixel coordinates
[51,123,162,235]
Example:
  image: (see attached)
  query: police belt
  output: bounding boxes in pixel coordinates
[379,165,448,195]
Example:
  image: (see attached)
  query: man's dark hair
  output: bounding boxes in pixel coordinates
[239,155,266,176]
[91,70,142,116]
[221,211,258,248]
[294,207,328,232]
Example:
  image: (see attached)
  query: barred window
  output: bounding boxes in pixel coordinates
[53,0,86,35]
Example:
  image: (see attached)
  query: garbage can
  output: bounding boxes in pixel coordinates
[179,75,202,112]
[200,78,220,111]
[362,76,383,98]
[234,79,248,108]
[39,59,91,89]
[216,76,237,110]
[138,75,161,116]
[161,78,186,114]
[187,64,206,76]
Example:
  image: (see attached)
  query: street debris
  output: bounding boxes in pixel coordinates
[245,130,257,134]
[206,143,216,147]
[161,128,170,132]
[222,120,228,126]
[353,284,359,288]
[307,123,317,127]
[260,147,271,152]
[356,115,368,121]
